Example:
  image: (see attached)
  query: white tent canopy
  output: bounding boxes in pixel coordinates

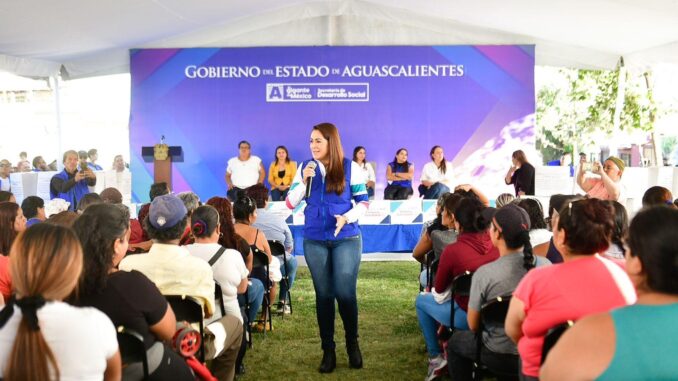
[2,0,678,79]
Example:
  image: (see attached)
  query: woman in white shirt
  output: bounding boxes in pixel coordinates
[184,205,249,322]
[419,146,454,199]
[352,146,376,199]
[0,223,120,381]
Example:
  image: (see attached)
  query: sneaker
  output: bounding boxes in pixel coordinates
[281,304,291,315]
[425,355,447,381]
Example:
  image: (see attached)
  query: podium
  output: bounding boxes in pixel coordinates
[141,145,183,190]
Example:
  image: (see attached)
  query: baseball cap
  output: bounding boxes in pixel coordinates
[148,194,187,230]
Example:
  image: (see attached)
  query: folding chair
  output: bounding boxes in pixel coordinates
[165,295,205,362]
[442,271,473,340]
[473,295,517,381]
[541,320,574,365]
[251,247,273,335]
[117,326,149,380]
[268,239,293,317]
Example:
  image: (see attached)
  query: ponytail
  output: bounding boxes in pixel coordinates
[519,231,535,270]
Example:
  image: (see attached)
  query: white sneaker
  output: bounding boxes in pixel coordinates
[425,355,447,381]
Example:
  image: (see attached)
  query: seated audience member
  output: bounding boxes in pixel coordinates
[100,187,123,204]
[233,195,279,331]
[20,196,45,227]
[185,205,249,321]
[225,140,266,202]
[541,206,678,380]
[0,192,14,203]
[0,224,120,380]
[413,193,461,287]
[16,152,31,173]
[119,194,243,381]
[517,198,552,246]
[353,146,376,199]
[0,202,27,301]
[504,150,536,196]
[87,149,103,170]
[448,204,550,381]
[642,185,674,208]
[415,197,500,381]
[177,191,201,245]
[540,194,583,263]
[495,193,516,208]
[505,198,636,380]
[0,160,10,192]
[112,154,128,172]
[419,192,452,235]
[247,184,297,313]
[73,204,193,380]
[206,196,264,326]
[577,155,626,202]
[45,211,79,228]
[604,201,628,260]
[135,182,171,243]
[454,184,491,207]
[50,150,96,212]
[76,193,103,214]
[384,148,414,200]
[419,146,454,199]
[268,145,297,201]
[32,155,50,172]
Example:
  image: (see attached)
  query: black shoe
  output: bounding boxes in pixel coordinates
[236,363,246,375]
[318,349,336,373]
[347,340,363,369]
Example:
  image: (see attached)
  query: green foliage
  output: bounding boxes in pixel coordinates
[661,136,678,157]
[536,66,656,163]
[241,262,427,381]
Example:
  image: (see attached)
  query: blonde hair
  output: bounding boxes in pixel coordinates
[4,224,83,381]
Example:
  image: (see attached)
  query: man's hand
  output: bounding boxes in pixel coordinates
[75,172,86,182]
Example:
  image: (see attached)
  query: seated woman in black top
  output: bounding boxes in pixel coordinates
[72,203,193,381]
[504,150,535,196]
[384,148,414,200]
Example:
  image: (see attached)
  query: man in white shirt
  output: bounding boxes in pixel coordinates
[225,140,266,201]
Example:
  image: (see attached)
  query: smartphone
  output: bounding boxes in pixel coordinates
[581,162,593,172]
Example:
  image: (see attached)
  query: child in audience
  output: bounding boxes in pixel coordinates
[541,206,678,380]
[505,198,636,380]
[0,224,121,380]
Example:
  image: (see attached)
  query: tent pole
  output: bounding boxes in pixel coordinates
[612,56,626,156]
[51,74,64,171]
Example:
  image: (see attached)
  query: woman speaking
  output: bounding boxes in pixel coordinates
[286,123,369,373]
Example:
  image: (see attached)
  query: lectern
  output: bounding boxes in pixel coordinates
[141,144,183,190]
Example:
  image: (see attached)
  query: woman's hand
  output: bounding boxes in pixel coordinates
[334,215,347,237]
[302,163,316,183]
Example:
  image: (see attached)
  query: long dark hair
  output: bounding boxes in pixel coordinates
[313,123,346,195]
[206,196,238,250]
[505,229,534,270]
[430,145,446,175]
[233,195,256,222]
[0,202,20,255]
[391,148,410,172]
[73,204,130,296]
[274,145,291,165]
[557,198,614,255]
[609,201,628,254]
[512,150,528,165]
[454,197,490,233]
[517,198,547,230]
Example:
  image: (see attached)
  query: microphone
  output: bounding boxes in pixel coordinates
[305,161,317,199]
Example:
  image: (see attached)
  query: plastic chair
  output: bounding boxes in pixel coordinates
[443,271,473,340]
[473,295,517,381]
[540,320,575,365]
[117,326,149,380]
[268,239,293,317]
[165,295,205,362]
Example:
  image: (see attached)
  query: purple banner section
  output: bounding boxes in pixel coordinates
[130,46,535,202]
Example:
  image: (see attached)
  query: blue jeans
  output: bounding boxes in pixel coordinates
[415,292,469,357]
[304,234,362,350]
[238,278,264,323]
[418,183,450,200]
[277,254,298,302]
[270,188,289,201]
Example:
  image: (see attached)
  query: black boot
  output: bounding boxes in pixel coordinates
[347,340,363,369]
[318,349,336,373]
